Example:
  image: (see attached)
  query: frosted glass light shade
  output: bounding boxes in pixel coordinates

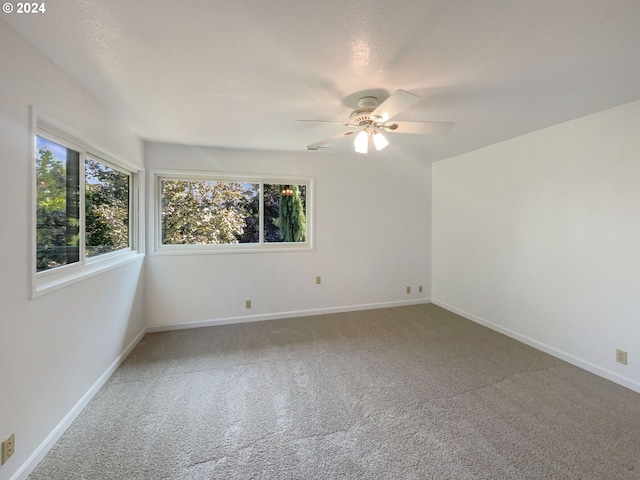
[353,131,369,153]
[372,132,389,151]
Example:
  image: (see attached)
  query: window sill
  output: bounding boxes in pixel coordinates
[151,243,313,256]
[33,251,144,298]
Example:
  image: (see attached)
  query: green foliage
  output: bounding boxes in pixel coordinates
[235,184,263,243]
[161,180,257,244]
[263,184,282,242]
[36,145,131,271]
[85,159,130,256]
[36,147,66,212]
[274,185,307,242]
[36,146,80,271]
[162,182,307,245]
[36,207,70,271]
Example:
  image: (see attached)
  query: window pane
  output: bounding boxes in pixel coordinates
[85,159,130,257]
[161,180,259,245]
[264,184,307,243]
[36,136,80,272]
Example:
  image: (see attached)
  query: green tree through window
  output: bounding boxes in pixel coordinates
[161,180,258,245]
[85,159,130,256]
[36,138,79,271]
[158,177,309,248]
[36,134,132,273]
[267,184,306,243]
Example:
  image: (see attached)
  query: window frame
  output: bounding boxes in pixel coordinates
[31,110,143,298]
[84,154,133,258]
[150,169,314,255]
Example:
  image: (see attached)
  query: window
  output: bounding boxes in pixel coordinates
[153,171,312,253]
[160,179,259,245]
[33,118,140,296]
[36,136,80,271]
[85,158,131,257]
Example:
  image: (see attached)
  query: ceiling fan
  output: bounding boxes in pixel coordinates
[300,89,454,153]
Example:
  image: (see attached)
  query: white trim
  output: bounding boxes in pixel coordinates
[33,252,144,297]
[149,169,314,255]
[10,328,147,480]
[135,168,145,256]
[431,299,640,394]
[146,298,431,332]
[29,106,38,297]
[152,244,314,256]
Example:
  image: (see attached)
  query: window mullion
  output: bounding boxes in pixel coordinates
[79,150,87,263]
[259,181,265,246]
[129,173,135,251]
[156,175,163,251]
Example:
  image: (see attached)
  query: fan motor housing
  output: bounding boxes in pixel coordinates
[349,108,375,125]
[350,96,379,125]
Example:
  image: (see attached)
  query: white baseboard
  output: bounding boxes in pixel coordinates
[146,298,432,332]
[431,299,640,394]
[12,328,147,480]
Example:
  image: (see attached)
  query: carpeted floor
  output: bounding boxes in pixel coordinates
[29,304,640,479]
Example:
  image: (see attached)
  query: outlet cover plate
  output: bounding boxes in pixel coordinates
[1,433,15,465]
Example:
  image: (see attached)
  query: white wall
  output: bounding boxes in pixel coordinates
[144,143,432,329]
[0,21,146,480]
[432,100,640,392]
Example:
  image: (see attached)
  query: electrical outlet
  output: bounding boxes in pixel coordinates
[406,286,411,294]
[418,285,423,293]
[616,349,628,365]
[315,276,321,285]
[245,300,252,309]
[1,433,15,465]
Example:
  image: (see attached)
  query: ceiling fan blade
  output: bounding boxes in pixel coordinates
[306,130,358,150]
[384,121,454,136]
[298,120,350,126]
[370,89,421,123]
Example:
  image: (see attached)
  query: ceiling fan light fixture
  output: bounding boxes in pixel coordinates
[353,130,369,154]
[301,89,453,152]
[372,131,389,151]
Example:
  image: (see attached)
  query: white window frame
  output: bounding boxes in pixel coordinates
[31,109,143,297]
[150,169,314,255]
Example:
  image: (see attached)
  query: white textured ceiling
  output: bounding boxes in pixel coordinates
[4,0,640,162]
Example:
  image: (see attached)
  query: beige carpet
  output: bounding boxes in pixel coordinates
[29,304,640,479]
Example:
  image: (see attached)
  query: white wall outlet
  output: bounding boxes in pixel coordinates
[315,276,321,285]
[616,349,628,365]
[245,300,252,309]
[1,433,15,465]
[406,286,411,294]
